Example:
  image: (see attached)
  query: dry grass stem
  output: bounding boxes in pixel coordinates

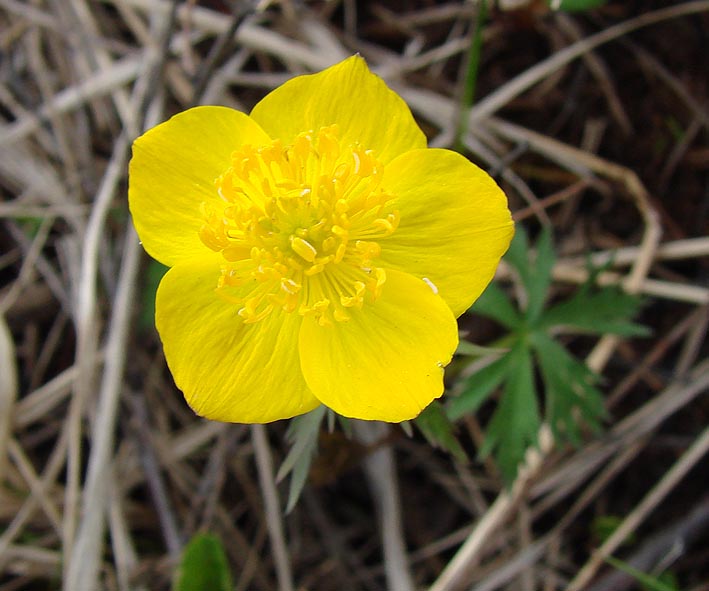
[568,424,709,591]
[252,424,294,591]
[0,317,18,483]
[355,421,416,591]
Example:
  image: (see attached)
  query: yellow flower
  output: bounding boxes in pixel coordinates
[129,56,513,423]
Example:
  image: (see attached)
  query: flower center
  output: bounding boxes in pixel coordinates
[198,125,399,326]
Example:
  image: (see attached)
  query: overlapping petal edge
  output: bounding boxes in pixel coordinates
[128,55,514,424]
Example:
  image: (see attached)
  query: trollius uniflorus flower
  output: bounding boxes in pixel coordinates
[129,56,513,423]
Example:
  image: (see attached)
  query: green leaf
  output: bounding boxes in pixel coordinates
[532,332,605,445]
[503,227,555,324]
[456,0,487,146]
[604,556,681,591]
[525,227,555,324]
[277,405,326,513]
[139,260,168,332]
[17,216,44,239]
[591,515,636,546]
[415,401,467,462]
[503,223,529,278]
[479,342,540,484]
[648,572,681,591]
[548,0,608,12]
[447,355,511,421]
[456,339,510,358]
[539,286,649,337]
[470,281,522,329]
[174,533,232,591]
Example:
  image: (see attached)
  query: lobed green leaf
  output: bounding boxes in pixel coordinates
[539,285,650,337]
[504,227,555,324]
[478,342,540,484]
[470,281,522,330]
[532,332,605,445]
[447,355,511,421]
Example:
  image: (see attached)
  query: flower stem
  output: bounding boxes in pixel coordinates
[456,0,488,150]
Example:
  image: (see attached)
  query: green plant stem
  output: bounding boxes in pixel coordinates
[603,556,679,591]
[456,0,488,150]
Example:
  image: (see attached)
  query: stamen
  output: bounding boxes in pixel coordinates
[290,236,318,262]
[198,126,399,325]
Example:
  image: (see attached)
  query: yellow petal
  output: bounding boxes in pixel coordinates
[299,269,458,422]
[250,56,426,165]
[129,106,271,266]
[156,257,319,423]
[379,149,514,317]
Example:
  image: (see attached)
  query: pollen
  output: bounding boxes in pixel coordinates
[198,125,399,325]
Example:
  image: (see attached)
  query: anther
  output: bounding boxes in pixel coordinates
[290,236,318,262]
[203,125,398,326]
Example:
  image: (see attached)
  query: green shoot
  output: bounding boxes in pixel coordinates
[548,0,608,11]
[456,0,488,149]
[604,556,681,591]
